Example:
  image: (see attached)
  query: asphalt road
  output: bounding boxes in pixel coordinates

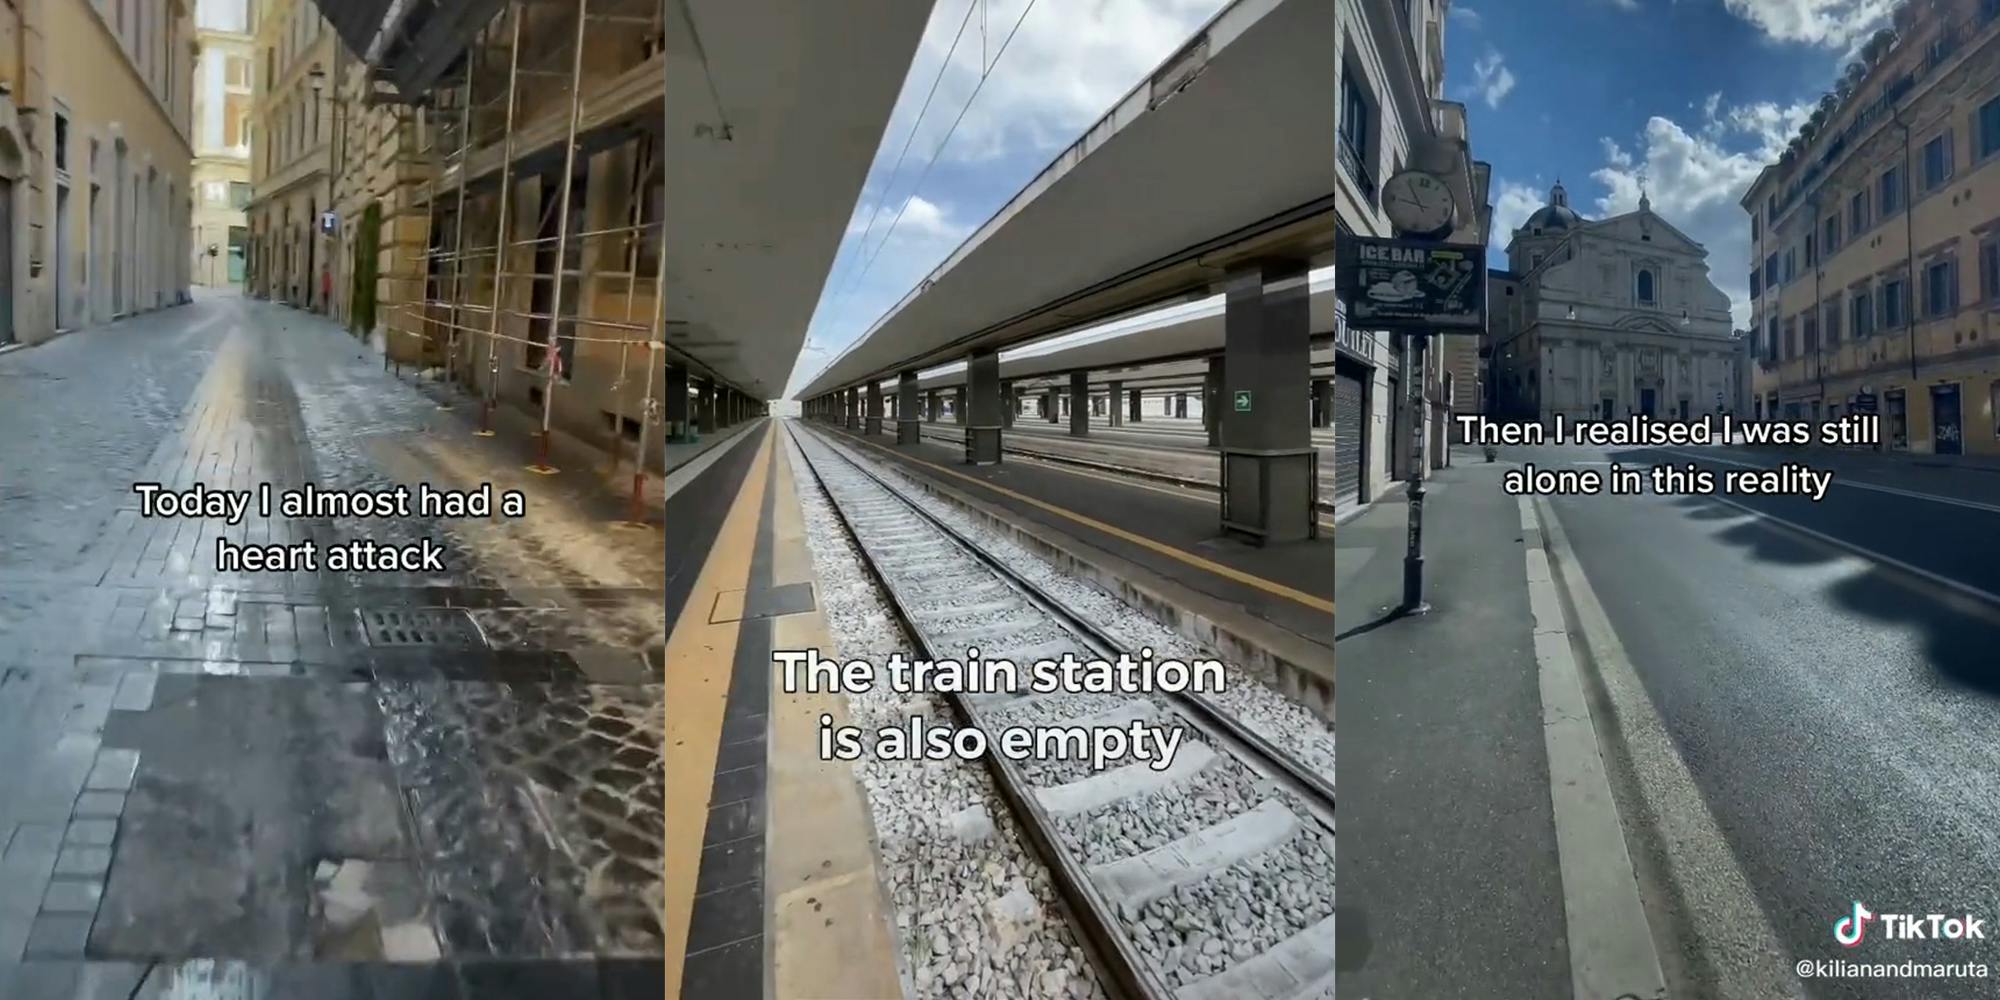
[1518,442,2000,999]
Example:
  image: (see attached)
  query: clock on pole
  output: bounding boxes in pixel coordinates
[1380,169,1457,240]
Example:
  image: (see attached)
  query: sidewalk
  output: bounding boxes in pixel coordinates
[1333,459,1570,999]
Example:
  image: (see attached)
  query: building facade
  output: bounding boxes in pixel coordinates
[243,0,335,308]
[1488,184,1741,422]
[0,0,195,347]
[1334,0,1491,510]
[192,0,251,288]
[1746,0,2000,456]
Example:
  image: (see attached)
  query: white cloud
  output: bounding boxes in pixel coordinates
[1720,0,1895,47]
[1490,180,1545,263]
[1471,49,1516,109]
[1589,96,1816,330]
[1605,0,1640,10]
[1450,5,1482,28]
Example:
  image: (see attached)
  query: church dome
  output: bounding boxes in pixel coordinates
[1523,181,1584,232]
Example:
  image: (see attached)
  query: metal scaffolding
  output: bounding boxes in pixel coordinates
[379,0,674,523]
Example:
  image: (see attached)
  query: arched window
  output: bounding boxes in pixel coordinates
[1636,268,1656,304]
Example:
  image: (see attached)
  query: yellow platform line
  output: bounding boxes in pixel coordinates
[661,424,775,1000]
[839,430,1334,616]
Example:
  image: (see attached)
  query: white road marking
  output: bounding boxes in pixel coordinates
[1519,496,1671,1000]
[1534,495,1805,999]
[1660,448,2000,515]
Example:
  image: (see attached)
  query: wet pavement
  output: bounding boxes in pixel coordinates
[0,296,667,997]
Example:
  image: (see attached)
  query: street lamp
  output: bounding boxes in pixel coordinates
[305,64,345,321]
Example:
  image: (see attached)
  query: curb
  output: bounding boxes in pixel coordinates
[1518,494,1670,1000]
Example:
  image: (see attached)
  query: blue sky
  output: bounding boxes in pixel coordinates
[1453,0,1900,329]
[781,0,1235,397]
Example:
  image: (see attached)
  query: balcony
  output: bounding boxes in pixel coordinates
[1338,134,1376,202]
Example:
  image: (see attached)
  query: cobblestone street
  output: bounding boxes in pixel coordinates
[0,295,666,998]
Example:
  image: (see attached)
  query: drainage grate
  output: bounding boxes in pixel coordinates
[355,608,488,648]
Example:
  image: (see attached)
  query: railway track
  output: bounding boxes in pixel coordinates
[784,421,1336,1000]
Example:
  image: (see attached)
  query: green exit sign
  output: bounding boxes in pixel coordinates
[1233,390,1252,412]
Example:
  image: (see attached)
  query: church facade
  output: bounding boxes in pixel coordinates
[1488,183,1744,425]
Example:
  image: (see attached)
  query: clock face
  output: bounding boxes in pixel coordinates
[1382,171,1456,237]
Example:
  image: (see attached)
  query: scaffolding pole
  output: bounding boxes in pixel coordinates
[442,33,478,400]
[479,2,525,438]
[529,0,593,475]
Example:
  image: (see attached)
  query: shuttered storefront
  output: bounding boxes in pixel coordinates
[1334,369,1366,506]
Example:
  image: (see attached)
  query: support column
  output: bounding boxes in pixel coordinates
[1176,392,1188,419]
[699,379,718,434]
[1046,389,1059,423]
[1205,357,1226,448]
[866,381,884,435]
[1129,388,1143,423]
[1069,371,1089,437]
[1001,380,1016,428]
[1109,381,1124,428]
[965,350,1002,464]
[1314,378,1334,428]
[897,371,921,444]
[1220,260,1314,543]
[666,363,690,442]
[846,388,861,431]
[927,390,939,423]
[953,388,966,426]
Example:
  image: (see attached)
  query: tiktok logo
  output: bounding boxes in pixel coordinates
[1834,901,1875,948]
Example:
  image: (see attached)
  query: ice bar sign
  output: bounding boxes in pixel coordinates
[1335,237,1486,331]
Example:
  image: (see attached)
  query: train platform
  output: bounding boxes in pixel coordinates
[809,418,1333,716]
[661,421,905,1000]
[920,420,1336,508]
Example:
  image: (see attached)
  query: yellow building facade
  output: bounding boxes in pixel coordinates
[242,0,335,309]
[1747,0,2000,457]
[191,0,252,288]
[0,0,194,347]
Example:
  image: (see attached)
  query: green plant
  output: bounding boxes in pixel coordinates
[349,201,382,337]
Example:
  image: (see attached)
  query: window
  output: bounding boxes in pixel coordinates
[1825,213,1842,255]
[226,56,249,88]
[1803,311,1819,354]
[1851,189,1870,233]
[1853,288,1873,337]
[1751,215,1760,241]
[1806,232,1817,267]
[230,182,252,209]
[1980,95,2000,159]
[1751,268,1762,298]
[1767,316,1781,360]
[1984,239,2000,301]
[1785,248,1797,282]
[203,180,225,204]
[1924,132,1953,190]
[1823,298,1841,345]
[1925,259,1957,318]
[1785,315,1798,358]
[1339,69,1369,160]
[1636,268,1655,304]
[1881,277,1907,328]
[1531,252,1543,268]
[1879,165,1904,216]
[1765,252,1779,287]
[53,113,68,173]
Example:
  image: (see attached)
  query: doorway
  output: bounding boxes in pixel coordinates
[54,184,70,329]
[1932,383,1963,455]
[1639,386,1657,417]
[0,176,13,345]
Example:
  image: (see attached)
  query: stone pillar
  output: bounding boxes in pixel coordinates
[924,390,937,423]
[1069,371,1089,437]
[1220,260,1314,543]
[1046,389,1059,423]
[666,363,690,442]
[1001,380,1016,428]
[897,370,921,445]
[866,381,884,435]
[1129,388,1143,423]
[846,388,862,431]
[1313,378,1334,428]
[966,350,1002,464]
[1205,357,1226,448]
[1108,381,1124,428]
[1176,392,1188,419]
[955,388,967,426]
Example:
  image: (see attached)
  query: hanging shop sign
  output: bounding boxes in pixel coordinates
[1335,237,1486,332]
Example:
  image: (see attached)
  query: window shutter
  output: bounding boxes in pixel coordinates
[1951,259,1961,311]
